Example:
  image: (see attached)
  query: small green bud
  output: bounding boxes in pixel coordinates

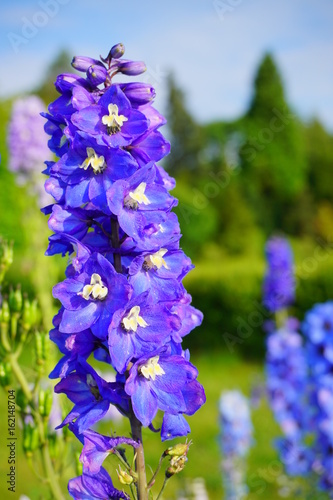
[35,332,43,365]
[1,299,10,324]
[166,455,187,478]
[23,423,39,455]
[16,388,28,411]
[9,285,22,313]
[117,467,137,485]
[45,389,53,417]
[30,300,38,327]
[38,389,46,416]
[0,361,12,387]
[22,297,32,331]
[165,441,192,457]
[0,240,13,268]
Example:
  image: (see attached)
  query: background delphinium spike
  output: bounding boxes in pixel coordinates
[262,236,312,479]
[6,95,57,327]
[302,302,333,493]
[7,95,51,207]
[219,390,253,500]
[43,42,206,500]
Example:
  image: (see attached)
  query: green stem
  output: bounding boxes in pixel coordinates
[9,355,65,500]
[130,412,148,500]
[156,476,169,500]
[147,453,167,489]
[275,308,288,329]
[1,324,12,352]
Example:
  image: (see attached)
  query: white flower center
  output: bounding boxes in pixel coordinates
[102,103,128,134]
[124,182,151,209]
[78,273,108,301]
[140,356,165,381]
[80,147,106,174]
[144,249,169,270]
[122,306,148,332]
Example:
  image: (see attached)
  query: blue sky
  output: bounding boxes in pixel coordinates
[1,0,333,129]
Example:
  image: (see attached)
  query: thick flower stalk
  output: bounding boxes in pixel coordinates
[302,302,333,493]
[43,43,205,499]
[219,390,253,500]
[7,95,51,207]
[263,236,311,476]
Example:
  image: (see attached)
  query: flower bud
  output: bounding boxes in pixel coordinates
[30,299,39,328]
[110,43,125,59]
[22,296,31,331]
[72,56,102,72]
[35,331,44,365]
[23,423,39,456]
[0,240,13,271]
[16,388,28,411]
[117,60,146,76]
[1,298,10,324]
[0,361,11,387]
[121,83,156,106]
[166,455,187,478]
[87,64,108,86]
[165,441,191,457]
[9,285,22,313]
[117,467,137,485]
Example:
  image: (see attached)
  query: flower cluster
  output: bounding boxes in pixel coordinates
[302,301,333,492]
[265,322,311,476]
[263,236,312,477]
[219,390,253,500]
[7,95,51,206]
[262,236,295,313]
[43,43,205,498]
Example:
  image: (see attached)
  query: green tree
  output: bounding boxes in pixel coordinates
[240,53,307,233]
[165,74,204,173]
[34,49,73,104]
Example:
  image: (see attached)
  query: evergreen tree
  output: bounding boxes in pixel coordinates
[240,53,307,233]
[34,50,72,104]
[165,74,204,173]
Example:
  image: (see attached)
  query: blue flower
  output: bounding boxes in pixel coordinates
[72,85,148,148]
[55,358,128,433]
[68,468,129,499]
[263,236,295,313]
[53,252,130,338]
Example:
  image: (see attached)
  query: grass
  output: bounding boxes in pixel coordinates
[0,348,314,499]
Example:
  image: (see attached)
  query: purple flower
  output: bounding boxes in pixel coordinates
[77,428,138,474]
[55,358,128,433]
[53,252,130,338]
[125,351,205,428]
[72,85,148,148]
[68,468,129,499]
[263,236,295,313]
[108,291,181,373]
[49,133,137,211]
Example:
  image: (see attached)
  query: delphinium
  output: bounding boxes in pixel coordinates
[219,390,253,500]
[42,43,206,499]
[7,95,51,207]
[7,95,56,326]
[263,236,311,477]
[302,302,333,494]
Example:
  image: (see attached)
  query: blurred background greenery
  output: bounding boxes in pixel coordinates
[0,39,332,500]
